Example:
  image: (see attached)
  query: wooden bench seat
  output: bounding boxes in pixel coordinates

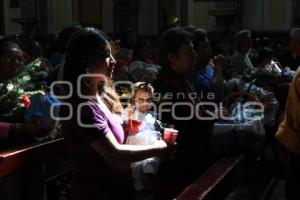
[0,138,67,177]
[175,155,244,200]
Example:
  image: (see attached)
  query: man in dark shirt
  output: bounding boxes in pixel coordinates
[153,28,215,198]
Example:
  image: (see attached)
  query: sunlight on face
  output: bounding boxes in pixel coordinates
[90,42,116,84]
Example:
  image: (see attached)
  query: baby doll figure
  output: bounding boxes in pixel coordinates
[123,82,163,191]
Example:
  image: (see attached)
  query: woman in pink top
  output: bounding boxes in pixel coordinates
[62,27,169,200]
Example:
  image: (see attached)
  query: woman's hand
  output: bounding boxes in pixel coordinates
[153,139,167,150]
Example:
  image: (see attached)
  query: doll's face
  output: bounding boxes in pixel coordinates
[133,89,153,113]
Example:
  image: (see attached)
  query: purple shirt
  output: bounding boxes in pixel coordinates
[62,99,129,199]
[84,99,125,144]
[62,98,125,177]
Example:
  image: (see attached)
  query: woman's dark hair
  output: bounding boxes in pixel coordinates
[56,26,82,54]
[63,27,122,114]
[64,27,107,87]
[158,27,193,68]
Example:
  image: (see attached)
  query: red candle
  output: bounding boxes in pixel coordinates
[164,128,178,144]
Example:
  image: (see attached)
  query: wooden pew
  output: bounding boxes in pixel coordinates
[175,155,244,200]
[0,138,67,177]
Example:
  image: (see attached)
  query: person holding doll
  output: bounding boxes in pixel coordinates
[61,27,172,200]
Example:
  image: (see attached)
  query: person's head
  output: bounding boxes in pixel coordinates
[39,34,56,57]
[0,39,24,81]
[56,26,82,54]
[290,27,300,42]
[185,26,211,69]
[63,27,122,113]
[129,82,154,113]
[260,37,272,48]
[3,34,42,62]
[132,39,152,61]
[252,47,273,68]
[158,27,197,75]
[121,29,137,49]
[234,29,252,54]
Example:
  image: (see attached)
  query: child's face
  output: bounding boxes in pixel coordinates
[133,89,153,113]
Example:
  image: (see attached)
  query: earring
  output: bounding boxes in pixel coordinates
[83,68,92,87]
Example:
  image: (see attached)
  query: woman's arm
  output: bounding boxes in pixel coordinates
[90,131,167,165]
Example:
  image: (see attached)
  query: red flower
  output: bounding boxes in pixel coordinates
[21,95,31,108]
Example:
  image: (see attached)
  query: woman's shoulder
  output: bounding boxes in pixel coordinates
[78,99,105,119]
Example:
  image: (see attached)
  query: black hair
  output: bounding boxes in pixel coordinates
[158,27,193,68]
[234,29,251,50]
[260,37,272,48]
[252,47,273,66]
[0,37,21,59]
[184,25,207,48]
[63,27,123,114]
[56,26,82,54]
[63,27,108,95]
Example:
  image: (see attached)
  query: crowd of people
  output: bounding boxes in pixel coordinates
[1,25,300,200]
